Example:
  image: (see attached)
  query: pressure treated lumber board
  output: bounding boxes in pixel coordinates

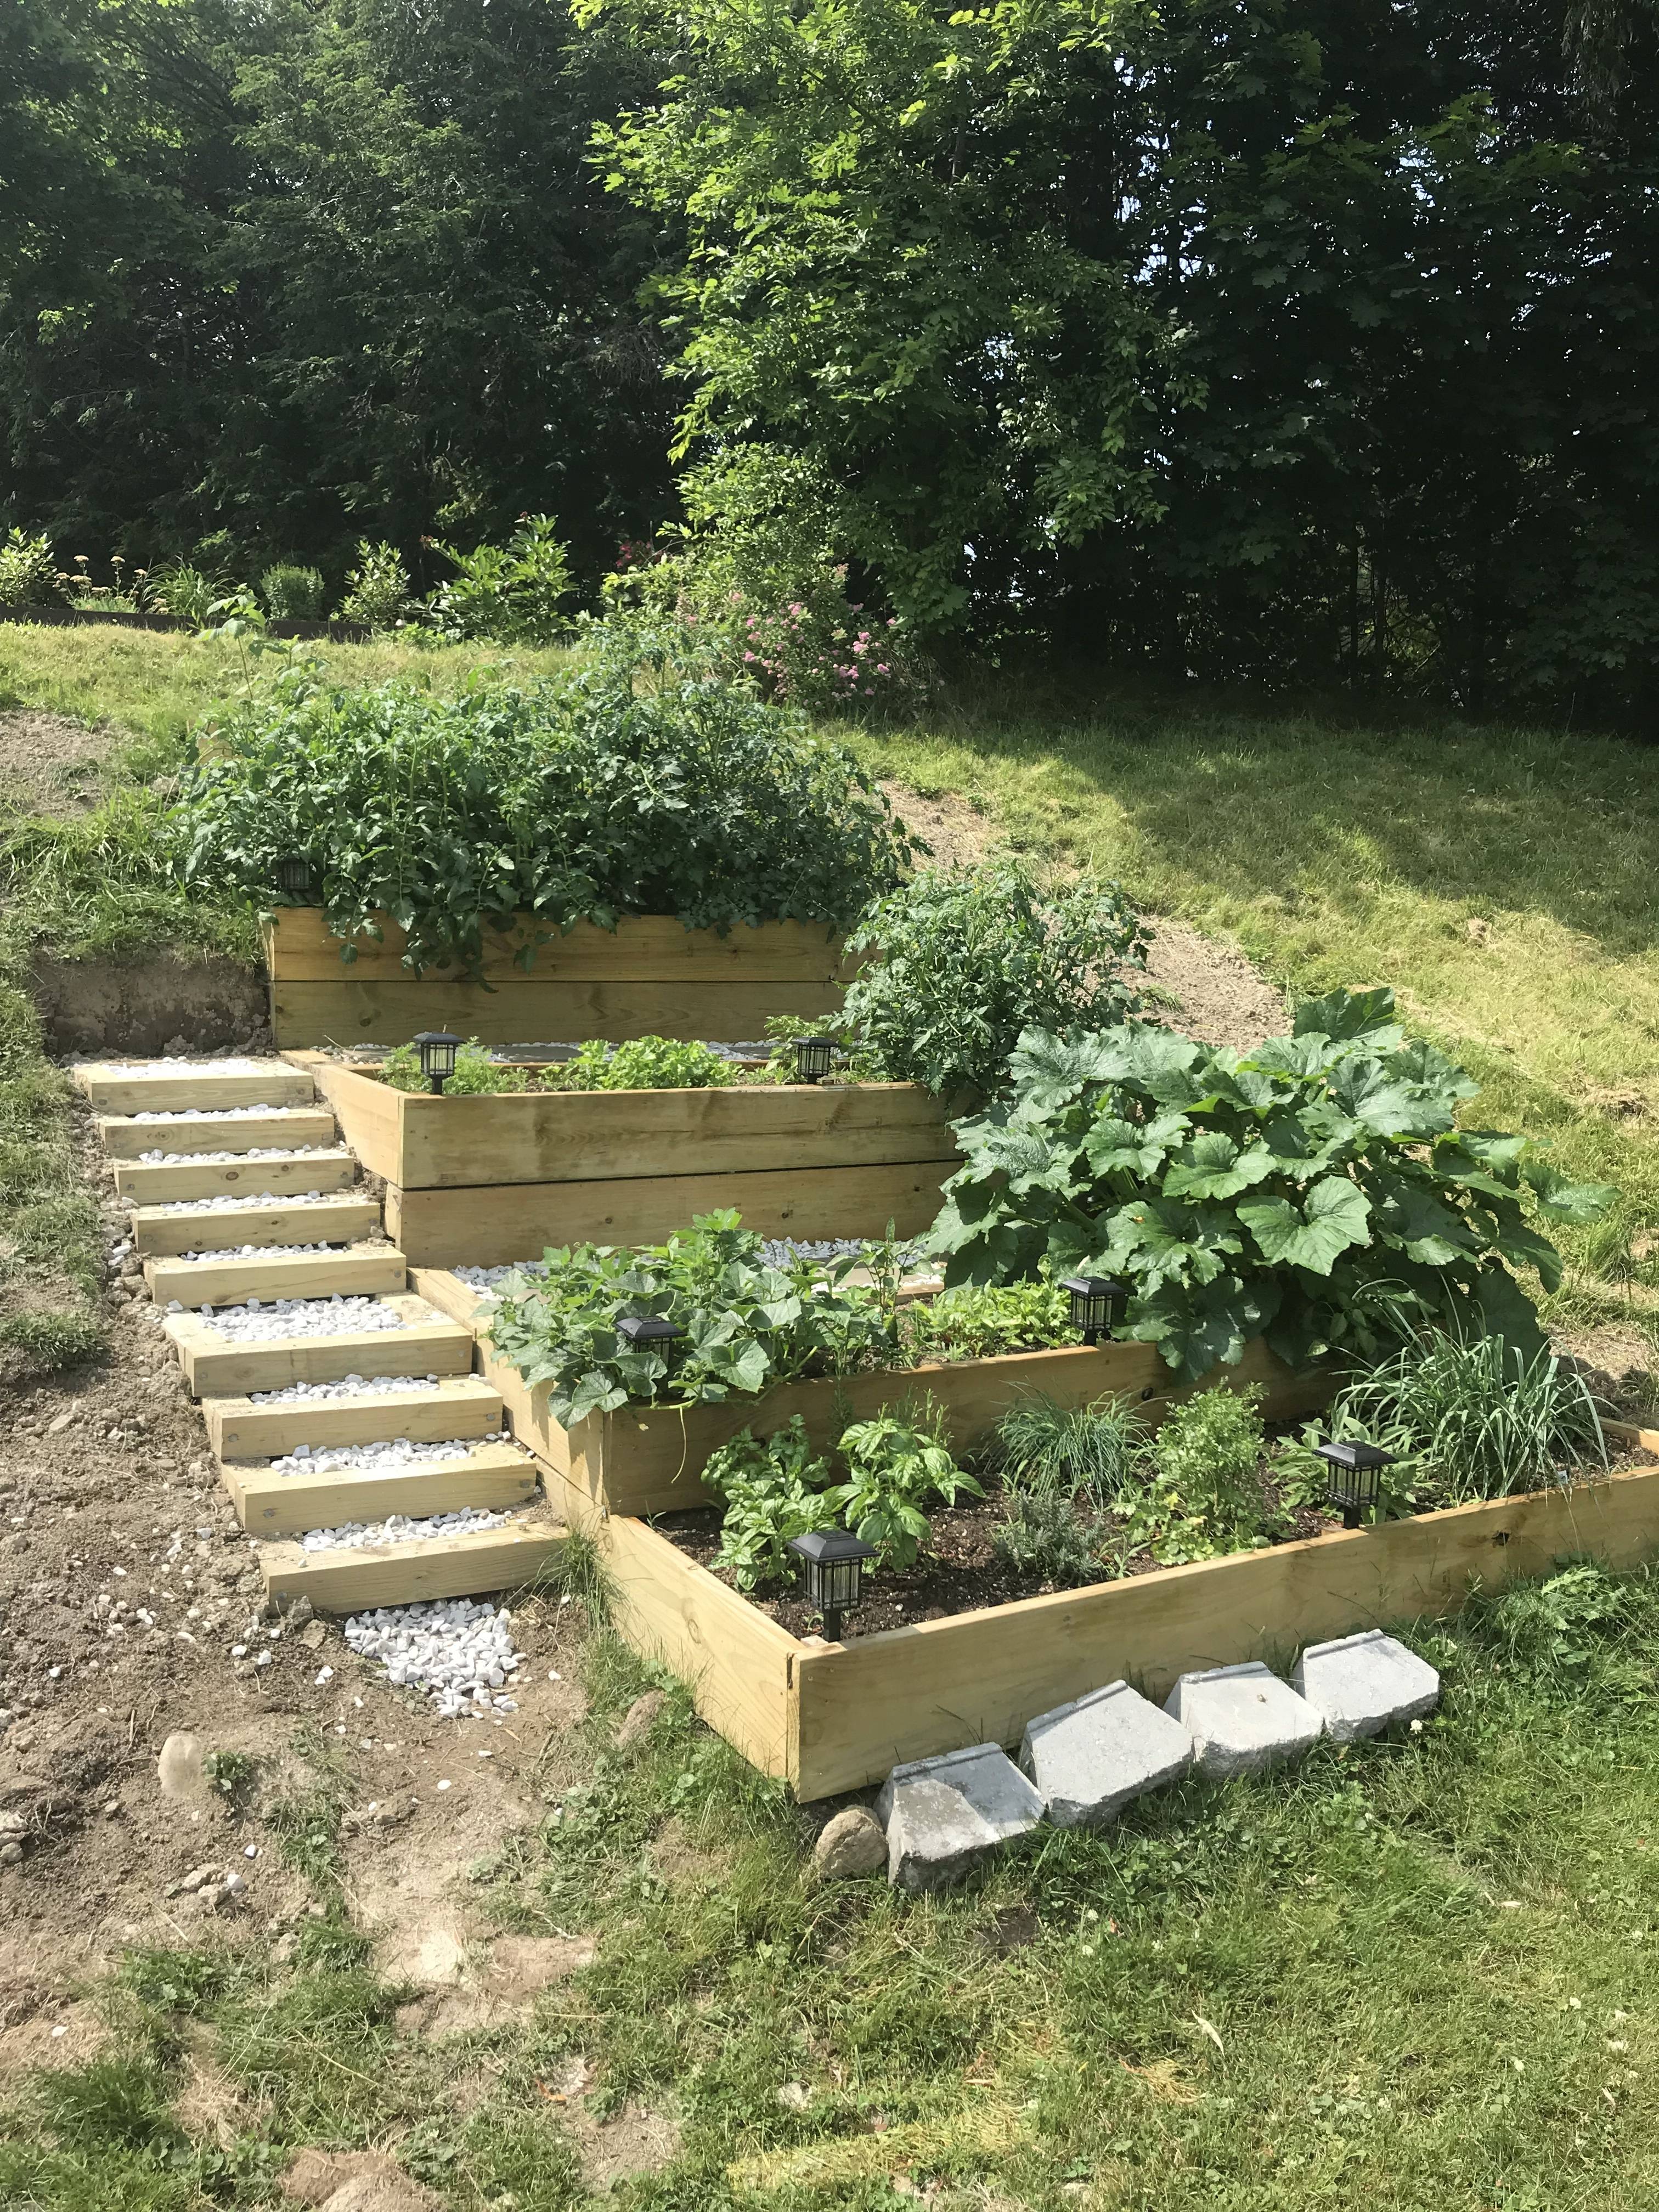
[384,1159,957,1267]
[165,1295,473,1396]
[74,1063,317,1114]
[266,909,852,983]
[205,1374,504,1459]
[98,1108,337,1159]
[272,978,843,1050]
[132,1193,381,1258]
[408,1268,488,1328]
[790,1458,1659,1797]
[145,1240,405,1308]
[479,1332,1329,1521]
[114,1151,358,1204]
[258,1513,565,1610]
[601,1514,800,1780]
[225,1440,538,1536]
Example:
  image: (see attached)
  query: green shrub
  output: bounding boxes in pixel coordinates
[991,1492,1112,1585]
[175,627,916,973]
[704,1417,839,1588]
[931,986,1617,1384]
[150,558,225,624]
[989,1390,1144,1503]
[0,527,63,610]
[259,563,326,619]
[554,1035,737,1091]
[1122,1386,1268,1565]
[380,1037,531,1095]
[337,539,414,630]
[1333,1329,1607,1503]
[483,1209,896,1426]
[844,858,1149,1099]
[2,1307,105,1374]
[427,513,574,644]
[828,1395,981,1568]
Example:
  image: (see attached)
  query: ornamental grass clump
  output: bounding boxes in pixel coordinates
[174,627,915,977]
[988,1389,1145,1503]
[929,986,1616,1385]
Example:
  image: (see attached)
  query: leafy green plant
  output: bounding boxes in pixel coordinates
[1332,1329,1607,1504]
[903,1276,1080,1364]
[0,527,64,610]
[1121,1386,1269,1565]
[380,1037,531,1095]
[484,1210,896,1426]
[930,987,1617,1384]
[337,539,414,630]
[427,513,574,644]
[703,1417,839,1587]
[989,1389,1144,1503]
[843,859,1149,1099]
[827,1395,981,1567]
[553,1035,737,1091]
[202,1748,256,1799]
[1472,1560,1630,1680]
[174,627,916,974]
[991,1492,1113,1585]
[259,563,326,619]
[150,558,225,624]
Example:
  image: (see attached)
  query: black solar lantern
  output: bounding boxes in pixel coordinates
[616,1314,686,1355]
[413,1030,462,1095]
[793,1036,836,1085]
[787,1527,877,1643]
[1060,1274,1130,1345]
[276,854,314,898]
[1316,1439,1395,1528]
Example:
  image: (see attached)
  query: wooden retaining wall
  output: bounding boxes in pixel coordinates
[265,909,851,1048]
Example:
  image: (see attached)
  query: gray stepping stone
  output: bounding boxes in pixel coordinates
[1164,1661,1324,1779]
[1291,1629,1441,1742]
[1018,1680,1193,1829]
[875,1743,1044,1891]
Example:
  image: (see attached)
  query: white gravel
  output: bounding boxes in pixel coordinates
[177,1241,348,1262]
[103,1056,272,1075]
[454,1261,547,1291]
[138,1145,348,1165]
[156,1190,342,1215]
[129,1104,316,1124]
[250,1371,441,1404]
[343,1597,525,1717]
[177,1295,409,1341]
[270,1435,499,1477]
[300,1506,509,1553]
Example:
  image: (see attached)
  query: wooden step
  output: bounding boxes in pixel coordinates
[99,1108,338,1159]
[132,1193,382,1259]
[205,1374,504,1460]
[114,1151,358,1205]
[225,1439,537,1537]
[258,1511,565,1611]
[75,1060,317,1114]
[145,1241,406,1309]
[165,1293,471,1396]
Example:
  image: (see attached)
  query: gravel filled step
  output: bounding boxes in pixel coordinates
[113,1149,359,1204]
[257,1509,565,1611]
[165,1293,474,1395]
[204,1373,504,1459]
[224,1437,538,1536]
[145,1240,407,1307]
[131,1192,383,1257]
[74,1059,318,1114]
[98,1107,338,1158]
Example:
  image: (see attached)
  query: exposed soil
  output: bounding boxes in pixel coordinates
[1142,918,1289,1053]
[0,708,115,816]
[30,950,271,1058]
[881,781,997,873]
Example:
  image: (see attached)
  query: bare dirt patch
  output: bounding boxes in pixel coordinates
[0,709,114,816]
[1142,917,1288,1052]
[882,781,996,872]
[31,950,269,1058]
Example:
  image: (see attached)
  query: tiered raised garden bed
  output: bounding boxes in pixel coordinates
[264,909,854,1048]
[291,1052,960,1266]
[410,1267,1659,1798]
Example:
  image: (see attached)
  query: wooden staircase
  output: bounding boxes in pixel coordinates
[76,1058,563,1611]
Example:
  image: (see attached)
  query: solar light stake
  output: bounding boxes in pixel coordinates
[793,1036,836,1085]
[616,1314,686,1354]
[1315,1439,1395,1528]
[787,1527,877,1643]
[413,1030,462,1096]
[1059,1274,1131,1346]
[276,855,314,898]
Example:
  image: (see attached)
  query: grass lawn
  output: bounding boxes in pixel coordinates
[5,626,1659,2209]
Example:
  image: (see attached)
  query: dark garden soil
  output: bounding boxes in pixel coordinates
[651,1447,1659,1640]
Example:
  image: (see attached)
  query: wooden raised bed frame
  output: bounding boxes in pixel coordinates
[291,1052,960,1267]
[265,909,853,1049]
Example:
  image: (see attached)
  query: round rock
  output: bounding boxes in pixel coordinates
[157,1730,209,1802]
[812,1805,887,1882]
